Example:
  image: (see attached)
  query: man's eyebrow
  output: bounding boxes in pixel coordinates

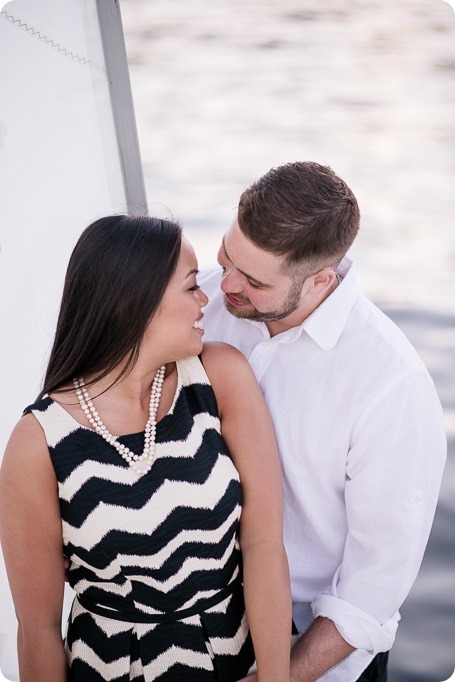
[222,237,271,288]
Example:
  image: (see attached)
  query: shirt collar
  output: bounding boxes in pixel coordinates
[302,256,358,350]
[243,256,358,349]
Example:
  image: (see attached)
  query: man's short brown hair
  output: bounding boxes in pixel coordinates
[238,161,360,270]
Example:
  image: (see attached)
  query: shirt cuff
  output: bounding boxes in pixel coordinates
[312,593,400,654]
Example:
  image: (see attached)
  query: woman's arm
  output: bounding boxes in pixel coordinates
[0,414,67,681]
[202,342,292,682]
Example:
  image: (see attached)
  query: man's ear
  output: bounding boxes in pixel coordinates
[307,268,338,295]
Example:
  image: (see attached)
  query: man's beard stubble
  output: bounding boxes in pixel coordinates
[222,276,304,323]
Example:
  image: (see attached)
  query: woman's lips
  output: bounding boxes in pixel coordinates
[193,316,204,334]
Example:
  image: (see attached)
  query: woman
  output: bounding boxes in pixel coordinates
[0,215,291,681]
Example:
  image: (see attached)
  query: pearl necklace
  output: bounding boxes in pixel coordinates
[73,366,166,475]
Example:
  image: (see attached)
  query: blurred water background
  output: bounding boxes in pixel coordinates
[120,1,455,681]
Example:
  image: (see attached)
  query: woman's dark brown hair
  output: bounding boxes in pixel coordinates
[40,214,182,397]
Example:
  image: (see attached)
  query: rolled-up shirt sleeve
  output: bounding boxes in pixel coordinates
[313,589,400,653]
[312,368,446,654]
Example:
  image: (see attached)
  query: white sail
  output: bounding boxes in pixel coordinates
[0,2,143,678]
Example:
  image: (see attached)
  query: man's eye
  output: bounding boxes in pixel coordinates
[247,280,262,289]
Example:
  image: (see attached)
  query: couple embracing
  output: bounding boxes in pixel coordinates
[0,162,446,681]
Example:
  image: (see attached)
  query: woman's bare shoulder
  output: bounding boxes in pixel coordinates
[201,341,249,374]
[9,411,46,442]
[200,342,261,417]
[1,412,51,476]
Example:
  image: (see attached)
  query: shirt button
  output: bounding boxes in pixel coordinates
[261,341,273,348]
[412,490,424,505]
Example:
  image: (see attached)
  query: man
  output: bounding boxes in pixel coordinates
[198,161,446,681]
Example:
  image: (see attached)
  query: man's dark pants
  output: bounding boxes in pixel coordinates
[356,652,389,681]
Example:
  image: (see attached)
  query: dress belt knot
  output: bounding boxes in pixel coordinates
[77,578,241,623]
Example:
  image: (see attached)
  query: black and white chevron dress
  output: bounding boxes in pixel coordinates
[24,355,255,681]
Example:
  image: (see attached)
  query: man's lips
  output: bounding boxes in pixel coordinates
[225,293,250,307]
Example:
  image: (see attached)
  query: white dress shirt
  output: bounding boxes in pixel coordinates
[198,258,446,681]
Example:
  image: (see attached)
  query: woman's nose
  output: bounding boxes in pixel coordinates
[198,287,209,307]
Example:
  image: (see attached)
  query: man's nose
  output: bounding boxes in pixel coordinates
[220,267,243,293]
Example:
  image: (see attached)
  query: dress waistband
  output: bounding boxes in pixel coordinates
[77,578,242,624]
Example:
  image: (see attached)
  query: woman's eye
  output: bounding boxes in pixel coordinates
[188,284,200,291]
